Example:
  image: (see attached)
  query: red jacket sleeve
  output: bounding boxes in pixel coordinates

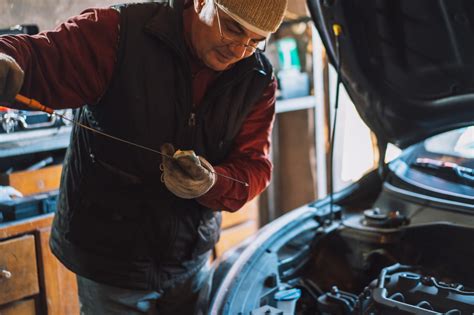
[197,78,277,212]
[0,8,119,109]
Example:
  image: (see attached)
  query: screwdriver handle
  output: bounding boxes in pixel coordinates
[15,94,54,114]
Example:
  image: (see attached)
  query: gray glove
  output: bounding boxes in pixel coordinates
[160,143,216,199]
[0,53,24,104]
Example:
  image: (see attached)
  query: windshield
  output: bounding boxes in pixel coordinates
[424,126,474,162]
[391,126,474,202]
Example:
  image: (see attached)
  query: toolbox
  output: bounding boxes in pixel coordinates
[0,190,59,222]
[0,107,74,134]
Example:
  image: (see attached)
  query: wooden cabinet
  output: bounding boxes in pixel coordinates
[0,214,79,315]
[0,235,39,305]
[37,228,80,315]
[0,299,36,315]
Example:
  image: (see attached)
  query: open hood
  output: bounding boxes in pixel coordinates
[307,0,474,149]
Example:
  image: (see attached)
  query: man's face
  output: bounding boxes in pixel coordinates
[191,1,266,71]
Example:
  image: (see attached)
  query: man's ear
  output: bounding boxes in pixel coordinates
[194,0,207,14]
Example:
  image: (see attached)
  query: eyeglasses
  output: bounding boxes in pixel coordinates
[214,3,267,54]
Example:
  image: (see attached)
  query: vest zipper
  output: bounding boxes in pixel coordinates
[188,112,196,127]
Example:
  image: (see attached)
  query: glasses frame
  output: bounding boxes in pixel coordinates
[214,3,267,54]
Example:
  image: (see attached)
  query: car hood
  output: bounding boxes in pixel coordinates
[307,0,474,149]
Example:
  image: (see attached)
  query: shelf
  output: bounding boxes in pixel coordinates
[0,126,72,158]
[275,95,316,114]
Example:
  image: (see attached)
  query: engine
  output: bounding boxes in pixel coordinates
[317,264,473,314]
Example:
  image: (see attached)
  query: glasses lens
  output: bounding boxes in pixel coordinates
[256,40,266,52]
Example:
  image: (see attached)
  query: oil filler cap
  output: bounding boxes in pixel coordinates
[274,288,301,301]
[273,288,301,314]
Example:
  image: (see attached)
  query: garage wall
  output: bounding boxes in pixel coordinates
[0,0,138,31]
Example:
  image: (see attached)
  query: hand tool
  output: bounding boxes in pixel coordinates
[14,94,249,187]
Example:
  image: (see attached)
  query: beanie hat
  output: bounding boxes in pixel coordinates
[215,0,288,37]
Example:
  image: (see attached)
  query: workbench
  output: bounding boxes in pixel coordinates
[0,214,79,314]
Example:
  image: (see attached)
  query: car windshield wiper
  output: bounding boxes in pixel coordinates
[412,158,474,186]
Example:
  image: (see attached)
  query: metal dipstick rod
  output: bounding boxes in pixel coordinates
[14,94,249,187]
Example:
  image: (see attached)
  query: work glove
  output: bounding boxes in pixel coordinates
[0,53,24,104]
[160,143,216,199]
[0,186,23,202]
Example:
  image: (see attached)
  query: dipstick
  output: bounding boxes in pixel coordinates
[14,94,249,187]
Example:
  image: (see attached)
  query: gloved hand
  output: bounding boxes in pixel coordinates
[160,143,216,199]
[0,53,24,104]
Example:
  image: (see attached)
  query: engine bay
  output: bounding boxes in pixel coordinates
[208,169,474,315]
[251,208,474,314]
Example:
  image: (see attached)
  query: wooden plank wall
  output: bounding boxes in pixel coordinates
[0,0,138,30]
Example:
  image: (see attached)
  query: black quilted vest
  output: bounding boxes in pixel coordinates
[49,0,273,290]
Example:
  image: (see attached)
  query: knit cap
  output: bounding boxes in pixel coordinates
[215,0,288,37]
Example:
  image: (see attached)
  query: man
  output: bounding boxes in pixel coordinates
[0,0,287,313]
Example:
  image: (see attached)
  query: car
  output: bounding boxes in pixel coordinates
[199,0,474,314]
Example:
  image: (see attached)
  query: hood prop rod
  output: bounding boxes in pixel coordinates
[329,24,343,221]
[377,140,388,180]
